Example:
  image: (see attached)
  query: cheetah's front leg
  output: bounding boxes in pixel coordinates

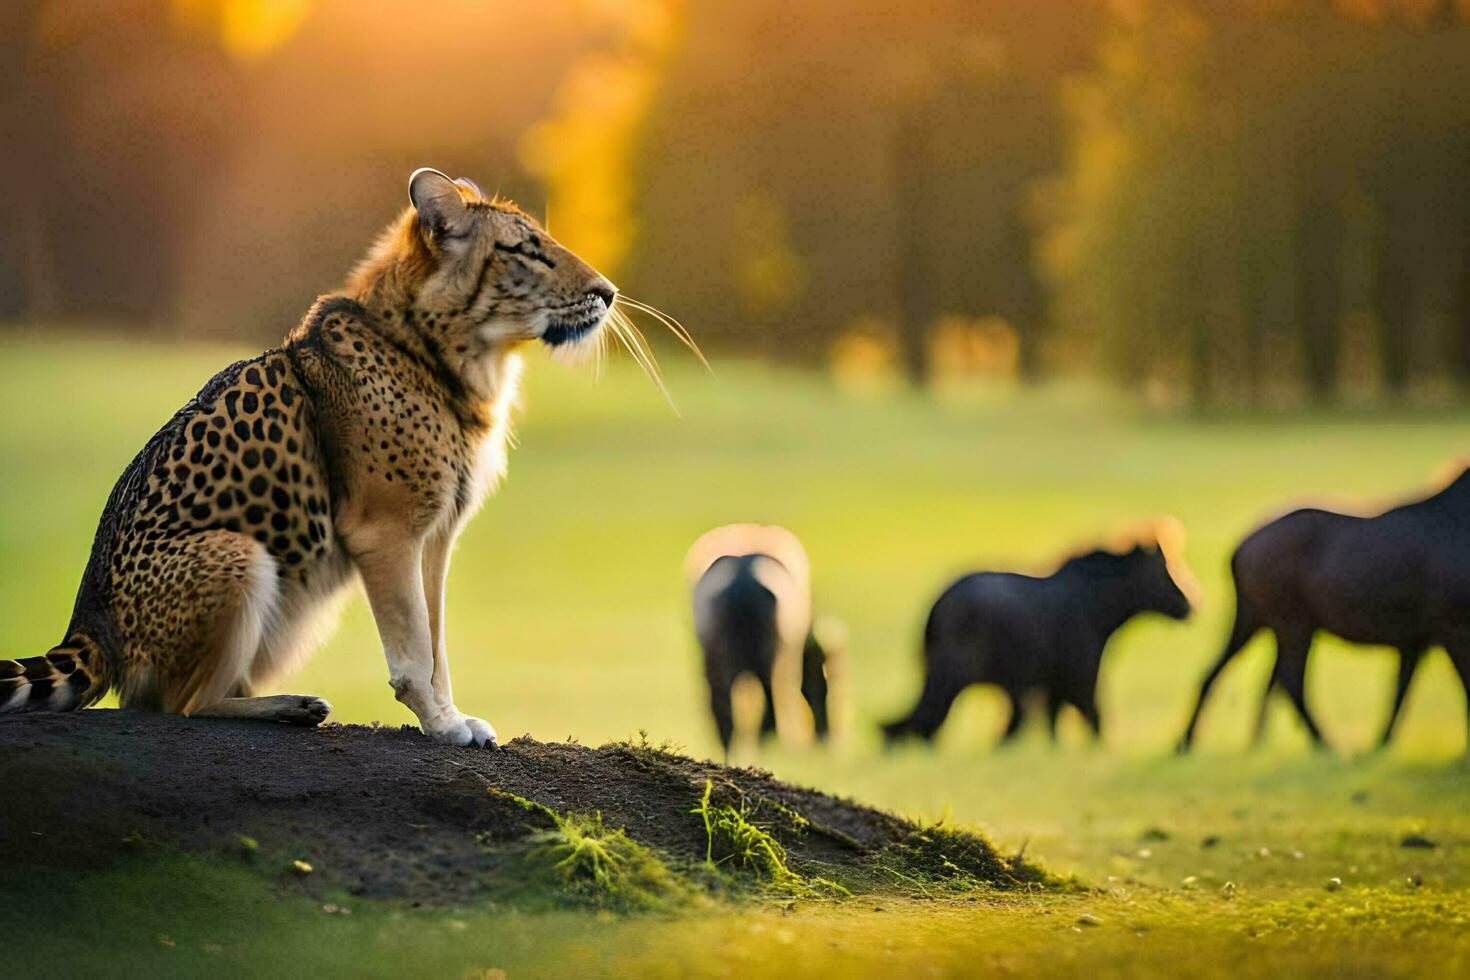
[422,529,498,748]
[354,538,497,748]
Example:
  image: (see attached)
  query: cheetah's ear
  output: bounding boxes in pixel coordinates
[453,176,485,201]
[408,168,473,244]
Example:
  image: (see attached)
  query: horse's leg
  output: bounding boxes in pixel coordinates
[1274,623,1326,748]
[997,687,1026,746]
[1376,647,1425,750]
[1178,600,1262,752]
[1443,636,1470,758]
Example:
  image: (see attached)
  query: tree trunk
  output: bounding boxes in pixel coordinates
[1452,221,1470,387]
[1188,258,1212,407]
[1242,246,1269,408]
[1295,194,1342,403]
[892,89,933,387]
[1373,203,1414,396]
[1450,146,1470,388]
[1007,215,1045,382]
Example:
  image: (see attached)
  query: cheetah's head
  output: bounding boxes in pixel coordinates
[349,168,614,355]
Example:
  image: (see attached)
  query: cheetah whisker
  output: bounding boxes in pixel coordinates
[615,295,710,373]
[607,309,680,416]
[609,310,662,392]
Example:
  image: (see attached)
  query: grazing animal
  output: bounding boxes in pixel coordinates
[0,169,616,747]
[1178,468,1470,753]
[685,524,838,754]
[882,520,1196,745]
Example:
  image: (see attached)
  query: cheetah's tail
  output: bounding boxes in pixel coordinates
[0,632,106,713]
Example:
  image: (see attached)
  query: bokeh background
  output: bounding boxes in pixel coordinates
[4,0,1470,881]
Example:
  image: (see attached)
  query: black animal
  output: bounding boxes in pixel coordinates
[1178,469,1470,753]
[686,525,834,754]
[883,530,1194,745]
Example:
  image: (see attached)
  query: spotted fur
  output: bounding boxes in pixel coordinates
[0,169,614,745]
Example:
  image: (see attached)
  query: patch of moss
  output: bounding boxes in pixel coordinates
[523,810,687,912]
[473,789,690,912]
[692,779,851,898]
[869,820,1055,894]
[485,787,560,828]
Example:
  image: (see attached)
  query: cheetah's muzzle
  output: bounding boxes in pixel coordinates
[541,294,610,348]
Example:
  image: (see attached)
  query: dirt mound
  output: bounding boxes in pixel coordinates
[0,711,1045,906]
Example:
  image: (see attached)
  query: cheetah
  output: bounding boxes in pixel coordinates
[0,169,615,747]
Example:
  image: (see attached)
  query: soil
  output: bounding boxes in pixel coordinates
[0,710,1036,904]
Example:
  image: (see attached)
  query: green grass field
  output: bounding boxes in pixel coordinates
[3,333,1469,977]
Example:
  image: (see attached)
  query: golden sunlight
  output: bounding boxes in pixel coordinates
[171,0,312,60]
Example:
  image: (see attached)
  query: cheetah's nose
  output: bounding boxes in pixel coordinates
[587,283,616,308]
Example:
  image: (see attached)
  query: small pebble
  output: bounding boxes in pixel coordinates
[1220,881,1237,899]
[292,859,314,875]
[1325,877,1342,892]
[1076,913,1103,927]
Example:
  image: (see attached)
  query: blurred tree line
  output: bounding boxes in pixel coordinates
[4,0,1470,406]
[0,0,596,333]
[623,0,1100,382]
[1039,0,1470,405]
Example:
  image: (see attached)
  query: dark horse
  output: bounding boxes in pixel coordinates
[686,524,833,754]
[1178,468,1470,752]
[883,528,1194,745]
